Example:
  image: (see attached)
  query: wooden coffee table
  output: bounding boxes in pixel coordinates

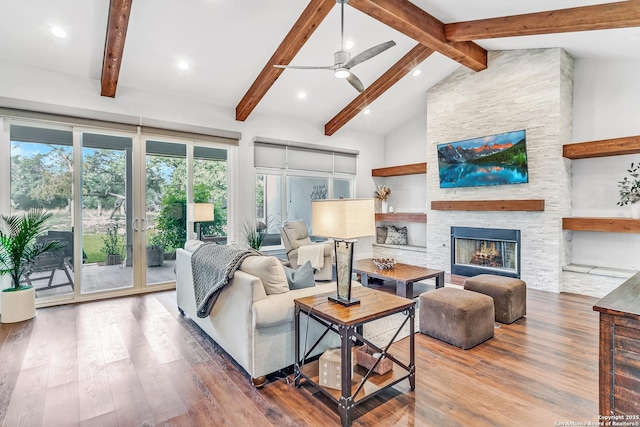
[353,259,445,299]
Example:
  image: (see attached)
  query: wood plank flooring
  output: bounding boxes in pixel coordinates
[0,287,600,426]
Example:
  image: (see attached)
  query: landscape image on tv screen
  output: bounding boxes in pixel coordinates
[437,130,528,188]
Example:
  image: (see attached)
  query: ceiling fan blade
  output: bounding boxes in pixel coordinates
[343,40,396,69]
[346,73,365,93]
[273,65,334,70]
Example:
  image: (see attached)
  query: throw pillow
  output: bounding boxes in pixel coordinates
[376,226,388,244]
[184,239,205,253]
[384,225,408,245]
[283,261,316,290]
[240,255,289,295]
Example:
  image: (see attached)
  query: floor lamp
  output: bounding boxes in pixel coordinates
[311,198,375,306]
[191,203,214,240]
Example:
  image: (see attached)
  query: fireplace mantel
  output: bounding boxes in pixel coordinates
[431,200,545,212]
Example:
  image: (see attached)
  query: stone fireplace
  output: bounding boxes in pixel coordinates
[451,226,521,278]
[426,48,574,293]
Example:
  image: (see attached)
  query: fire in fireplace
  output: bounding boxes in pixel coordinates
[451,226,521,278]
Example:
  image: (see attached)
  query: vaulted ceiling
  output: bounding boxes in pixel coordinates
[2,1,640,136]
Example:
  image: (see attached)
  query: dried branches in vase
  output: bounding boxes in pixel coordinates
[373,185,391,201]
[374,185,391,214]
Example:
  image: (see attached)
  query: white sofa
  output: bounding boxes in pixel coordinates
[176,247,351,387]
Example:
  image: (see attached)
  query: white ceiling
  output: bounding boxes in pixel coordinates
[0,0,639,136]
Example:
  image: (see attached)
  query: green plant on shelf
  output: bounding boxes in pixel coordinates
[617,162,640,206]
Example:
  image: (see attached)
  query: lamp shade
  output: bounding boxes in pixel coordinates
[311,198,375,239]
[190,203,215,222]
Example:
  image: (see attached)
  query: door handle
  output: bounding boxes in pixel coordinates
[141,218,151,231]
[132,218,139,232]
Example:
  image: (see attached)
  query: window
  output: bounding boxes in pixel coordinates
[253,140,357,247]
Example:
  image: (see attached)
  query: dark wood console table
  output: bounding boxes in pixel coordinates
[294,286,415,427]
[593,272,640,416]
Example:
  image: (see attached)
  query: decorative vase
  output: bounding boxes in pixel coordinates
[381,200,388,214]
[1,286,36,323]
[631,203,640,219]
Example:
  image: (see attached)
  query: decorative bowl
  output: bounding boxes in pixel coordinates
[373,258,396,270]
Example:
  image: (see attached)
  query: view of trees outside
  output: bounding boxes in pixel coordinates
[147,155,228,252]
[10,140,227,265]
[11,142,74,234]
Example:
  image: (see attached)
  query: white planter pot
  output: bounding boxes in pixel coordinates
[381,200,388,214]
[1,286,36,323]
[632,203,640,219]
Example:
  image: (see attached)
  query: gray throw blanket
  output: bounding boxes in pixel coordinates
[192,244,256,318]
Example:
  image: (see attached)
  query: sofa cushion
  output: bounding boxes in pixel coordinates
[252,282,334,329]
[184,239,205,253]
[284,261,315,290]
[240,256,289,295]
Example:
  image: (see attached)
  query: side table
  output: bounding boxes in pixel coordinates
[294,286,415,427]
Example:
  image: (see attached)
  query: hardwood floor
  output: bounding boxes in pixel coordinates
[0,286,599,426]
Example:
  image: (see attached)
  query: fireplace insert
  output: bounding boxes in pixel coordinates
[451,226,521,278]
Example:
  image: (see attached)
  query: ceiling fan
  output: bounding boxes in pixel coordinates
[273,0,396,93]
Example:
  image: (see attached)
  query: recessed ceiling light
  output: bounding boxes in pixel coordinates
[178,61,189,70]
[412,69,422,77]
[51,26,67,38]
[363,109,371,115]
[297,91,307,99]
[345,40,354,50]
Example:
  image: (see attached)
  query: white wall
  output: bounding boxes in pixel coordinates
[570,59,640,272]
[0,60,384,258]
[377,114,428,249]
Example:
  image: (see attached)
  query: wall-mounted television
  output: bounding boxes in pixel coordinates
[437,129,528,188]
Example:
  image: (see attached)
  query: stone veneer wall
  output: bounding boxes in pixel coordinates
[426,49,574,293]
[372,244,427,267]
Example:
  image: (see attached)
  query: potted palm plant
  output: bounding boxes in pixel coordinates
[0,209,62,323]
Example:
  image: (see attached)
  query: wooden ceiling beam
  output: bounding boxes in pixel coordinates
[235,0,335,121]
[445,1,640,41]
[347,0,487,72]
[325,44,434,136]
[101,0,133,98]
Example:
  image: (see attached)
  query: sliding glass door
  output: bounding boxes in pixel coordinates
[9,124,75,299]
[144,139,187,286]
[143,139,228,286]
[4,120,230,302]
[80,132,134,293]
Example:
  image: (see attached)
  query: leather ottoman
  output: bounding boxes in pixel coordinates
[464,274,526,324]
[419,287,494,350]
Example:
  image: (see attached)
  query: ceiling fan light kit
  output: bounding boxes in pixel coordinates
[335,67,350,78]
[273,0,395,93]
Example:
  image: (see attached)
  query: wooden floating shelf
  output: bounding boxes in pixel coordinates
[563,135,640,159]
[431,200,545,212]
[562,217,640,233]
[372,162,427,177]
[375,213,427,223]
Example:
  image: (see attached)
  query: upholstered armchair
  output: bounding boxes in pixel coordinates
[280,220,333,281]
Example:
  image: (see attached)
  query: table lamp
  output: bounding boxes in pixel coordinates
[190,203,214,240]
[311,198,375,306]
